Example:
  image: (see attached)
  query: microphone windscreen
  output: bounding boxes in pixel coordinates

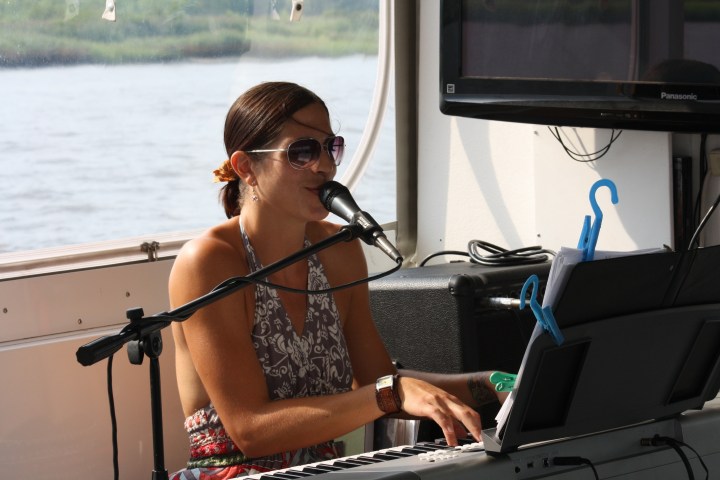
[319,181,346,210]
[319,181,360,223]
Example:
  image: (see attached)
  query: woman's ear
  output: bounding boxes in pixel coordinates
[230,150,256,185]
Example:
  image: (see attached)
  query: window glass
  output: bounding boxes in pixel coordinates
[0,0,395,253]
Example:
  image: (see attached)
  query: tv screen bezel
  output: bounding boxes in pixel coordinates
[439,0,720,133]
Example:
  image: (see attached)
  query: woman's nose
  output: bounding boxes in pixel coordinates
[312,147,336,173]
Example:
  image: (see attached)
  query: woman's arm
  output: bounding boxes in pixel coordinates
[331,237,489,446]
[397,369,508,410]
[170,231,389,458]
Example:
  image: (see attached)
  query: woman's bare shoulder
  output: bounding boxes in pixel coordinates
[181,218,242,257]
[171,218,248,288]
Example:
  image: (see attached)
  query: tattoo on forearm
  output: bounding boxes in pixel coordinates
[467,376,495,406]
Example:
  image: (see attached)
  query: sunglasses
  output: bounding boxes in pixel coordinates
[246,136,345,170]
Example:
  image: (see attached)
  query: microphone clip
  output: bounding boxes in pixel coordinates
[339,223,367,241]
[350,210,384,244]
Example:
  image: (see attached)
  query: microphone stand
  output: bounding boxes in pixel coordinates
[75,224,364,480]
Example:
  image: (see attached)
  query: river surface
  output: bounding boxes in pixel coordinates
[0,55,395,253]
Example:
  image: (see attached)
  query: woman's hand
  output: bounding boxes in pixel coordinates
[395,376,482,446]
[467,371,511,406]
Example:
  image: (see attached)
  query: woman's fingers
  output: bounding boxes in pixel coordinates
[443,399,482,443]
[397,377,482,445]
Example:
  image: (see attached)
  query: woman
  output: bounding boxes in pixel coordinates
[169,81,505,479]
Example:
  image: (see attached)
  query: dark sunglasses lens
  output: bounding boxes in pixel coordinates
[327,136,345,165]
[287,139,321,168]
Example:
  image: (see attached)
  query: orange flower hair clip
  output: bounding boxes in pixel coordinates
[213,159,238,183]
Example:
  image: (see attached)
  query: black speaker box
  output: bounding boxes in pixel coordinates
[369,261,551,374]
[368,260,551,437]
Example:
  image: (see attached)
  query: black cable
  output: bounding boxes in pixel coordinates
[641,436,709,480]
[418,250,469,266]
[666,440,696,480]
[212,258,403,296]
[148,258,403,324]
[107,354,119,480]
[687,189,720,250]
[692,133,709,234]
[548,126,623,162]
[419,241,555,267]
[675,439,710,480]
[468,240,555,266]
[552,456,600,479]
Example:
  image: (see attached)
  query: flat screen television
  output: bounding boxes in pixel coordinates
[440,0,720,133]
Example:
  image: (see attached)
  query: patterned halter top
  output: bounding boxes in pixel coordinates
[242,220,354,399]
[172,221,354,479]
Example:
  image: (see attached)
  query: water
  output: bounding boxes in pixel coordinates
[0,55,395,253]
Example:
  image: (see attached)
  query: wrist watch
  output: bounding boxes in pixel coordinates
[375,374,402,413]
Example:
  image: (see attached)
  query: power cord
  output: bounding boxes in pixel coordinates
[551,435,712,480]
[107,355,119,480]
[205,258,403,298]
[692,133,709,236]
[419,240,555,267]
[551,456,600,479]
[641,436,709,480]
[548,126,623,162]
[687,189,720,250]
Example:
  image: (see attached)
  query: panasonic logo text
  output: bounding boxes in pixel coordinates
[661,92,698,100]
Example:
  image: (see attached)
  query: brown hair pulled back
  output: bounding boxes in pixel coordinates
[219,81,328,218]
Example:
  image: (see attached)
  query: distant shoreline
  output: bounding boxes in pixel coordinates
[0,51,375,69]
[0,9,378,69]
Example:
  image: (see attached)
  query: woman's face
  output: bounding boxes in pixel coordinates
[252,102,338,223]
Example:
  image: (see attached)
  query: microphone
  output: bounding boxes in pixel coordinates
[319,181,403,263]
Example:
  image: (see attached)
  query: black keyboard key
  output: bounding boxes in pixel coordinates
[382,450,415,457]
[356,455,384,463]
[263,472,309,479]
[433,438,475,447]
[335,458,375,466]
[332,459,367,467]
[301,466,340,474]
[401,446,434,454]
[416,442,449,450]
[313,464,344,472]
[373,453,403,461]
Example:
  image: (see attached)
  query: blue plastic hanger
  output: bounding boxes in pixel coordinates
[520,274,564,345]
[577,179,619,261]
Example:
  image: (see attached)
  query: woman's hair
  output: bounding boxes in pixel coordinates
[219,81,328,218]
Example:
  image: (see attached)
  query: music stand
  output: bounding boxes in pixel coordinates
[483,246,720,453]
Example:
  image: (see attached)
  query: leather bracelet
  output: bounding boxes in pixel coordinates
[375,374,402,413]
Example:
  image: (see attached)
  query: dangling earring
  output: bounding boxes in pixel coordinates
[251,181,259,202]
